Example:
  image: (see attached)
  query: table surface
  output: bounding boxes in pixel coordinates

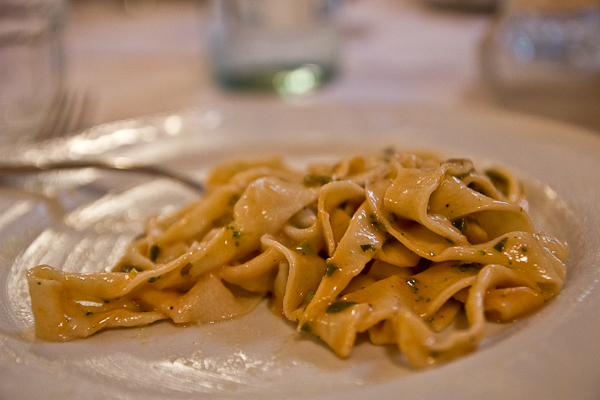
[64,0,600,134]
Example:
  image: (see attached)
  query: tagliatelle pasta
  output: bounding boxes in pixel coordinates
[27,150,568,368]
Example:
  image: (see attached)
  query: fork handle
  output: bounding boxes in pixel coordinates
[0,159,204,194]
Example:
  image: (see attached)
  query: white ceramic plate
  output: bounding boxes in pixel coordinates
[1,104,599,399]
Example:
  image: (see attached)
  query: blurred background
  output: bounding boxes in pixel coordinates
[1,0,599,146]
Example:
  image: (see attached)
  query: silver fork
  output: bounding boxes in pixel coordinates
[35,89,95,141]
[0,158,204,193]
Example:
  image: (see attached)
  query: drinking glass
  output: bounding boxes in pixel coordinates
[0,0,65,145]
[207,0,340,96]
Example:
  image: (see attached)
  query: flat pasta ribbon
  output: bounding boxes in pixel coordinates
[27,151,568,368]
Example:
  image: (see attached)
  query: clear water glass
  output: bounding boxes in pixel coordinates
[207,0,340,96]
[0,0,65,145]
[482,1,600,92]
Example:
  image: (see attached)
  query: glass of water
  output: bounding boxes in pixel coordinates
[207,0,340,96]
[481,0,600,93]
[0,0,65,145]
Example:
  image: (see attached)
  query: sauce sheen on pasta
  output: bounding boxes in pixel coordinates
[26,150,568,368]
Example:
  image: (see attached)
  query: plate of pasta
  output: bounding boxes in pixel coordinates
[1,104,599,399]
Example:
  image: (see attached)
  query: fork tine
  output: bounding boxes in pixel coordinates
[35,89,95,141]
[36,90,66,140]
[49,91,72,139]
[52,90,83,139]
[65,90,95,137]
[72,91,95,133]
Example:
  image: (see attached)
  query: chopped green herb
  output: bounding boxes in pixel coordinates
[180,262,192,276]
[360,244,376,252]
[37,282,41,285]
[480,250,486,255]
[453,263,477,273]
[368,212,385,228]
[325,263,338,277]
[522,246,528,252]
[86,312,93,316]
[295,241,315,255]
[411,286,419,293]
[428,317,434,323]
[304,290,315,304]
[149,244,160,262]
[301,322,311,332]
[232,230,241,238]
[326,302,357,313]
[148,276,161,283]
[370,219,386,231]
[493,237,508,252]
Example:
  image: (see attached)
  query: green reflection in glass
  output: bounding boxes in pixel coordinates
[273,64,323,96]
